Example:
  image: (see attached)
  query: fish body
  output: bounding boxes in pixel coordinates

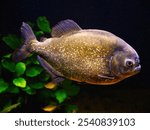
[13,20,141,85]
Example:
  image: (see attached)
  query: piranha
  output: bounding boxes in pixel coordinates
[13,20,141,85]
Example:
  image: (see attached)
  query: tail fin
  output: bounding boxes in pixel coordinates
[12,22,36,62]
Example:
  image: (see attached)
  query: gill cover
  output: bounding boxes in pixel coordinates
[111,51,128,77]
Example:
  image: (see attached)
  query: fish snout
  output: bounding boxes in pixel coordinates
[133,64,141,73]
[134,57,141,72]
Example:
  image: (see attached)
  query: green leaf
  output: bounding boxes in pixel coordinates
[13,78,26,88]
[1,59,15,72]
[30,82,44,89]
[26,66,43,77]
[2,34,22,50]
[54,89,67,103]
[37,16,51,33]
[32,59,40,65]
[40,72,50,81]
[24,56,33,65]
[22,86,36,95]
[1,102,21,113]
[15,62,26,75]
[26,89,36,95]
[25,54,39,65]
[62,79,72,86]
[0,79,9,93]
[64,84,80,96]
[38,89,55,105]
[66,105,78,113]
[7,85,20,94]
[35,31,44,37]
[3,53,12,58]
[62,80,80,96]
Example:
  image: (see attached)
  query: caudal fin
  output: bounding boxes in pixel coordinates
[12,22,36,62]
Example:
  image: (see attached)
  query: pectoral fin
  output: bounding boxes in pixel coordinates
[37,55,64,84]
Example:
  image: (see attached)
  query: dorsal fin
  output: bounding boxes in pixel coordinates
[51,19,82,37]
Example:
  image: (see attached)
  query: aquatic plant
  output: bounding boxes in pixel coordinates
[0,16,80,112]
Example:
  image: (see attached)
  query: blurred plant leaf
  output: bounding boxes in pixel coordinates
[37,16,51,33]
[39,72,50,81]
[62,79,72,86]
[3,53,12,58]
[62,80,80,96]
[23,54,35,65]
[35,31,44,37]
[13,77,26,88]
[45,82,57,89]
[65,104,78,113]
[2,34,22,50]
[7,85,20,94]
[1,102,21,113]
[63,84,80,96]
[25,54,39,65]
[22,85,36,95]
[26,66,43,77]
[38,89,55,104]
[30,82,44,89]
[32,59,40,65]
[55,89,67,103]
[1,59,15,72]
[0,79,9,93]
[15,62,26,75]
[42,105,57,112]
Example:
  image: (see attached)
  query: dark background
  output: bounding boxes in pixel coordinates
[0,0,150,112]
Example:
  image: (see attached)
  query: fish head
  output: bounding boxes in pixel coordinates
[110,45,141,79]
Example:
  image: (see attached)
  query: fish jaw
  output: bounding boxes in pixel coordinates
[133,65,141,73]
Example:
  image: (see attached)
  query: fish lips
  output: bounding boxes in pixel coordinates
[133,65,141,73]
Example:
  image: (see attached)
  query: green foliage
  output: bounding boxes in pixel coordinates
[26,66,43,77]
[0,79,9,93]
[30,82,44,89]
[22,86,36,95]
[1,102,21,113]
[0,16,80,113]
[1,58,15,72]
[65,105,78,113]
[2,34,22,50]
[62,79,80,96]
[15,62,26,76]
[13,78,26,88]
[54,89,67,103]
[3,53,12,58]
[37,16,51,33]
[35,31,44,37]
[7,86,20,94]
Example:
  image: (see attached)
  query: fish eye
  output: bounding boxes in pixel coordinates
[126,60,133,67]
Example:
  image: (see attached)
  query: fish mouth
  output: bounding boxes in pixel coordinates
[133,65,141,73]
